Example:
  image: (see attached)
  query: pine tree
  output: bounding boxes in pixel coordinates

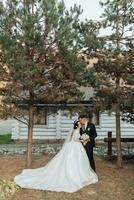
[92,0,134,167]
[0,0,89,166]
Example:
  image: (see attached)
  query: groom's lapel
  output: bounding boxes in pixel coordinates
[86,123,91,132]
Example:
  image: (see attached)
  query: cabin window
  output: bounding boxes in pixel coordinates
[33,109,47,125]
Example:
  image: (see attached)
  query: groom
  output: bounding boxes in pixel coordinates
[78,114,97,172]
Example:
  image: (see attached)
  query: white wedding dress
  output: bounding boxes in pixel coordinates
[14,129,98,193]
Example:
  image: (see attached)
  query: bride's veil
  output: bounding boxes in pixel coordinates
[62,120,78,148]
[63,128,73,147]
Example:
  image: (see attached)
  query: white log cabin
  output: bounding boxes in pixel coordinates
[11,86,134,140]
[11,111,134,140]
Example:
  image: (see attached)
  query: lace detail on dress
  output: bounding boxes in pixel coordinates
[71,129,80,142]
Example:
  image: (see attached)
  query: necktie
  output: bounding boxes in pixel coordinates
[82,124,85,131]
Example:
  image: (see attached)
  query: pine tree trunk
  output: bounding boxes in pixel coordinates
[115,103,123,168]
[115,5,123,168]
[26,92,34,167]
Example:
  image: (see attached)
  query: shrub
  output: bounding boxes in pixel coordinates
[0,179,19,199]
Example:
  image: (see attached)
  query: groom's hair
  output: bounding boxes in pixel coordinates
[78,114,88,119]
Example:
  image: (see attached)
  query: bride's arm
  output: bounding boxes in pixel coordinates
[72,129,81,143]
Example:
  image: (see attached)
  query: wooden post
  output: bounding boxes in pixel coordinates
[108,131,112,156]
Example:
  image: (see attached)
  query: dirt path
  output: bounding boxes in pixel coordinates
[0,155,133,200]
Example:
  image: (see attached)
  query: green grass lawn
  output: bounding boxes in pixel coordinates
[0,134,12,144]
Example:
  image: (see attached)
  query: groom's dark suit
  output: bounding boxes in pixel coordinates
[80,122,97,172]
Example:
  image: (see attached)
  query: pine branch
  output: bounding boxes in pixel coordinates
[13,117,28,126]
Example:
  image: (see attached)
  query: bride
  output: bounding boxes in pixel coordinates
[14,121,98,193]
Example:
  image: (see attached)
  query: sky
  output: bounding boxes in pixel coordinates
[64,0,110,35]
[64,0,104,21]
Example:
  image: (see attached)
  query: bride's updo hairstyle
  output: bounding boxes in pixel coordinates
[73,120,80,129]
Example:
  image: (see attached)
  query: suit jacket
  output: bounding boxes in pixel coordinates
[80,122,97,147]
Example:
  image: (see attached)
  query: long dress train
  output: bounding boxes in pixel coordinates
[14,129,98,193]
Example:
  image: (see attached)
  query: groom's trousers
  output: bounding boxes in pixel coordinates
[84,143,96,172]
